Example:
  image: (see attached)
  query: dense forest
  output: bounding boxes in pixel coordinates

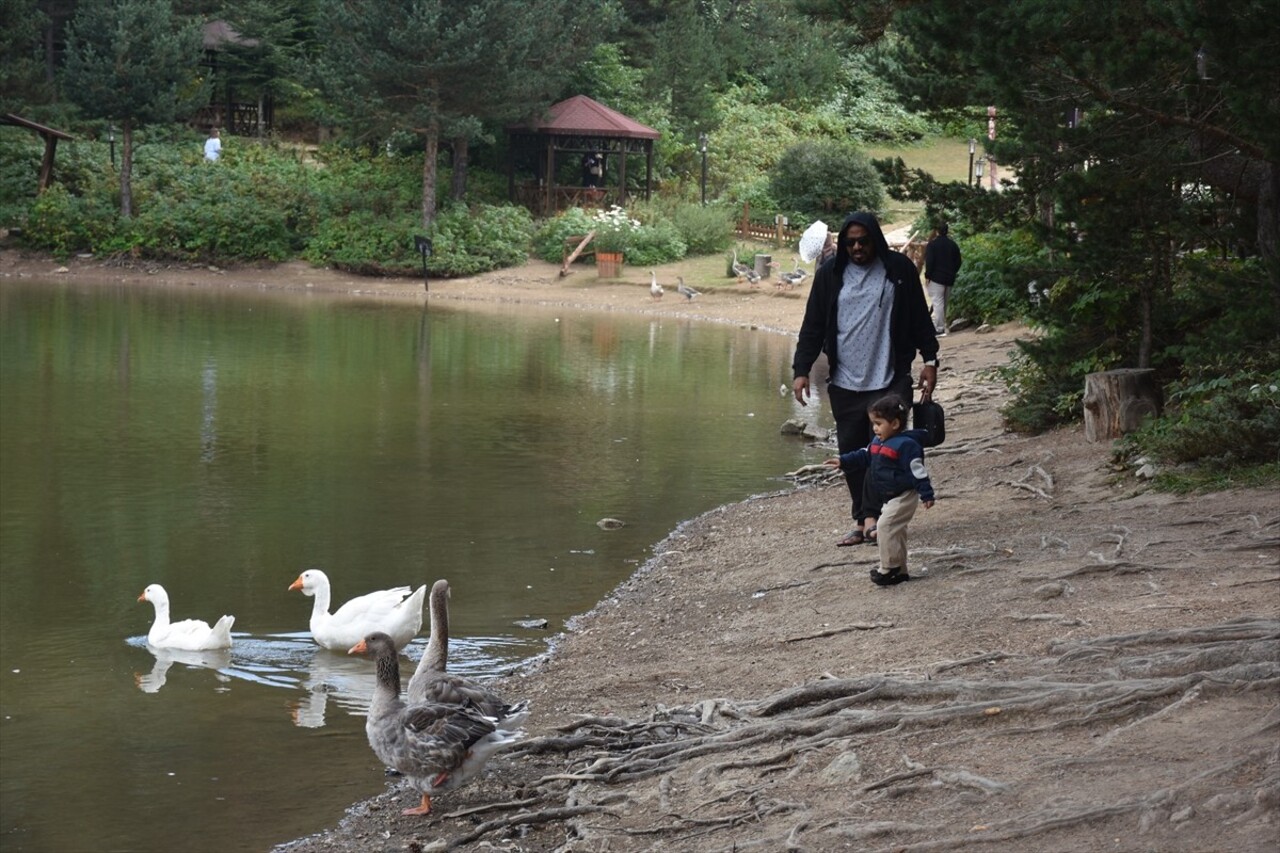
[1,0,1277,483]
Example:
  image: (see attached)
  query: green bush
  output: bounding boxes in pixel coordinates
[429,203,534,276]
[947,228,1048,326]
[302,210,418,274]
[769,140,884,222]
[22,184,119,257]
[652,200,734,255]
[622,217,686,267]
[531,206,687,267]
[1119,370,1280,467]
[531,208,596,264]
[304,203,533,277]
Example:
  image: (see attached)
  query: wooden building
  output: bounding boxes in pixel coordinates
[507,96,660,217]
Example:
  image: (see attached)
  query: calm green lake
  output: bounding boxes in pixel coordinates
[0,280,829,852]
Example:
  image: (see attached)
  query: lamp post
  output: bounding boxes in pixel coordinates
[968,138,976,187]
[108,125,116,170]
[698,133,708,206]
[975,156,985,188]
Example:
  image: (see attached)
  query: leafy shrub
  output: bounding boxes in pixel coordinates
[531,208,596,264]
[305,203,532,277]
[622,217,685,267]
[660,201,734,255]
[710,83,851,208]
[303,210,418,275]
[769,140,884,222]
[429,203,534,276]
[22,184,118,257]
[531,206,686,266]
[1119,370,1280,467]
[947,228,1048,325]
[839,59,935,143]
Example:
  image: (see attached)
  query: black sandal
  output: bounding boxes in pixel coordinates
[836,529,866,547]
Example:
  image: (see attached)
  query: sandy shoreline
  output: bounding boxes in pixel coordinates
[0,249,812,337]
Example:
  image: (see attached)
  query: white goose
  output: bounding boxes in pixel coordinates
[137,583,235,651]
[289,569,426,651]
[408,580,529,728]
[731,249,752,282]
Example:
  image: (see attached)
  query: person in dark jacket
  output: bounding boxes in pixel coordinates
[792,212,939,547]
[923,223,962,336]
[824,393,935,586]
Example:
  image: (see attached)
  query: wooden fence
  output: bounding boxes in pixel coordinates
[732,203,927,271]
[733,202,802,247]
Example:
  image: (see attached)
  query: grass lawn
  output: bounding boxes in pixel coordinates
[865,135,981,232]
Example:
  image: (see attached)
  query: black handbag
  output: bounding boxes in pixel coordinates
[912,399,945,447]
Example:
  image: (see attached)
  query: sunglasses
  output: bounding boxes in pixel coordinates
[846,235,872,247]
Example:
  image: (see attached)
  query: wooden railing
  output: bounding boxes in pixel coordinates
[515,183,620,217]
[733,202,802,246]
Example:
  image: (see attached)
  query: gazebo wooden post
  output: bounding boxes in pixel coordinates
[644,142,653,202]
[507,142,515,204]
[543,139,555,218]
[618,149,627,207]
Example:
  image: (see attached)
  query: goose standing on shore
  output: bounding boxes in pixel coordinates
[677,277,700,300]
[779,257,808,289]
[408,580,529,728]
[289,569,426,651]
[649,270,664,300]
[137,584,234,650]
[349,632,523,815]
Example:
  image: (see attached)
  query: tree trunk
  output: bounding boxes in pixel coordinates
[450,136,468,201]
[1082,369,1163,443]
[420,120,438,231]
[120,120,134,219]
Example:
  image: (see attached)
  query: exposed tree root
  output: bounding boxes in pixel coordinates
[784,622,894,643]
[398,619,1278,850]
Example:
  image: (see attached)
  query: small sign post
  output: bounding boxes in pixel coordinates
[414,235,433,292]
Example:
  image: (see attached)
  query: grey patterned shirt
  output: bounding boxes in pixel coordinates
[831,258,893,391]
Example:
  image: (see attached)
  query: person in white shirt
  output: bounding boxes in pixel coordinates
[204,128,222,162]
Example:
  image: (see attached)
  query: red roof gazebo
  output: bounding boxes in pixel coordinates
[506,95,660,217]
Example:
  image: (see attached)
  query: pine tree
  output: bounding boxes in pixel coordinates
[61,0,209,217]
[312,0,599,230]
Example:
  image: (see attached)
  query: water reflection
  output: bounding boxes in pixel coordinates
[129,632,530,730]
[133,644,233,694]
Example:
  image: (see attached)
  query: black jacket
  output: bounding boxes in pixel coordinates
[923,233,962,287]
[792,212,939,385]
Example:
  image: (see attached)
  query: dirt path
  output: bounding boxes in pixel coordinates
[5,250,1276,852]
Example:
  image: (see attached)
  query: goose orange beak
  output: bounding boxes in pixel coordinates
[348,639,368,655]
[137,590,147,602]
[288,576,304,592]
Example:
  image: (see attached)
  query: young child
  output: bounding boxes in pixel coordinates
[824,394,935,586]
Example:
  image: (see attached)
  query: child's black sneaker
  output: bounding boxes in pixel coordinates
[870,566,909,586]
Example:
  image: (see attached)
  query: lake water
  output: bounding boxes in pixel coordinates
[0,280,830,852]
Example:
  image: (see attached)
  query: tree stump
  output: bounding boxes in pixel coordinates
[1082,368,1163,442]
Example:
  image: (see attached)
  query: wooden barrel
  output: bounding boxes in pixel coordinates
[596,252,624,278]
